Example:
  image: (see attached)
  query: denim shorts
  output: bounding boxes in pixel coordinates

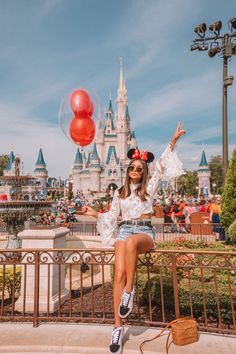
[117,223,156,245]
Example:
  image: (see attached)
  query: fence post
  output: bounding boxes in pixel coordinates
[171,254,180,318]
[33,250,39,328]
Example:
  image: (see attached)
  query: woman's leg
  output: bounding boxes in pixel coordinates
[113,240,126,327]
[125,233,154,293]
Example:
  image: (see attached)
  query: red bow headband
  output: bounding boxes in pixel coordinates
[127,148,154,163]
[132,149,148,161]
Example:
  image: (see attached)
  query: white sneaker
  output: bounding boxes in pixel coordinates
[118,287,135,318]
[109,326,124,354]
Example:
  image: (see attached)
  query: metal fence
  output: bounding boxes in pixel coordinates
[68,222,225,243]
[0,224,7,236]
[0,248,235,334]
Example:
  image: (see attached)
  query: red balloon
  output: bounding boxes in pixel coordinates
[70,89,91,116]
[69,115,95,146]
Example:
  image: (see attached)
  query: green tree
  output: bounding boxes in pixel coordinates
[221,149,236,229]
[209,155,224,194]
[177,170,198,196]
[0,155,8,176]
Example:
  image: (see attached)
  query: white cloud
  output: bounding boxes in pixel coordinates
[132,69,221,127]
[0,101,76,179]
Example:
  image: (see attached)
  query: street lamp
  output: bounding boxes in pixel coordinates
[190,18,236,181]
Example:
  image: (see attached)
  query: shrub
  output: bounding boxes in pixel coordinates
[137,265,236,324]
[221,149,236,229]
[179,279,235,323]
[0,266,21,298]
[229,220,236,244]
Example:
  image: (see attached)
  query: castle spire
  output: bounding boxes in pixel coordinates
[117,57,127,103]
[35,148,46,166]
[199,150,208,167]
[5,149,15,171]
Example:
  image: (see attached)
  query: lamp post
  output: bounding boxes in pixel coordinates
[190,18,236,181]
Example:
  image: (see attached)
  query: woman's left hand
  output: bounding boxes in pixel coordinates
[170,122,186,149]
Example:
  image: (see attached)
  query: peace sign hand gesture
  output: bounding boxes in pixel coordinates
[170,122,186,150]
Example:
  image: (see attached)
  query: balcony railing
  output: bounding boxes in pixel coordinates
[0,248,235,334]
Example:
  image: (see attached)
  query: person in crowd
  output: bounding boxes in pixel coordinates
[81,123,185,354]
[209,196,222,240]
[163,200,174,233]
[183,201,196,225]
[199,200,207,213]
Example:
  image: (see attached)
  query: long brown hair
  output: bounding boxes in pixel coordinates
[119,159,149,201]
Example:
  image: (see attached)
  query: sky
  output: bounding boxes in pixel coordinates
[0,0,236,179]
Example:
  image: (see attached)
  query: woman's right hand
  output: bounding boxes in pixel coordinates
[81,206,99,218]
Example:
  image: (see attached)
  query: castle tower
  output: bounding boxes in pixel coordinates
[197,150,211,197]
[105,98,115,135]
[90,143,101,192]
[70,61,138,194]
[95,112,104,161]
[72,148,83,195]
[34,148,48,199]
[4,150,15,176]
[116,58,129,161]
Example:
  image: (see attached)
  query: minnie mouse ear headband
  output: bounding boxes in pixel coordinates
[127,148,154,163]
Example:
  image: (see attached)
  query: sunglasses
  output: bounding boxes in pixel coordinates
[128,165,143,173]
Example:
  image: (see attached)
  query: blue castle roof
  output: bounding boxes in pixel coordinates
[91,143,99,161]
[106,146,119,165]
[74,148,83,165]
[106,98,115,130]
[130,130,136,139]
[87,152,91,165]
[199,150,208,166]
[35,148,46,166]
[108,99,113,114]
[5,150,15,170]
[126,105,130,121]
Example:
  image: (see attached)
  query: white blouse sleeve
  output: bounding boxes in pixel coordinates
[160,143,185,179]
[146,158,162,196]
[97,190,120,246]
[147,143,184,195]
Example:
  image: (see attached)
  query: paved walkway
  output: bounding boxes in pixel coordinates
[0,323,235,353]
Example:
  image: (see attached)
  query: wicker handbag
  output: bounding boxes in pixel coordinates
[139,317,198,354]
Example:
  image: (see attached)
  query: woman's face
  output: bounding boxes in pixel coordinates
[127,160,144,183]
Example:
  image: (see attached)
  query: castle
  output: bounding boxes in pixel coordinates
[71,62,137,194]
[0,148,48,200]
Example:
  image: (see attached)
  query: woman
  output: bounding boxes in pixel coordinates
[82,123,185,354]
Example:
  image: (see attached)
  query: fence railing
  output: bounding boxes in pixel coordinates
[68,222,225,243]
[0,248,235,334]
[0,224,7,236]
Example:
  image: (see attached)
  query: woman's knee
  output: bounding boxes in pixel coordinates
[125,237,138,253]
[114,268,126,283]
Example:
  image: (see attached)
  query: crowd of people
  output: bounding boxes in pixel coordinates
[155,194,220,223]
[152,193,223,237]
[33,191,222,231]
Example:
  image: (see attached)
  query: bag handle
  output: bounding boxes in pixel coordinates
[139,317,192,354]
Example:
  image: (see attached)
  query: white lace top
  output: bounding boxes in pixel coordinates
[97,143,184,246]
